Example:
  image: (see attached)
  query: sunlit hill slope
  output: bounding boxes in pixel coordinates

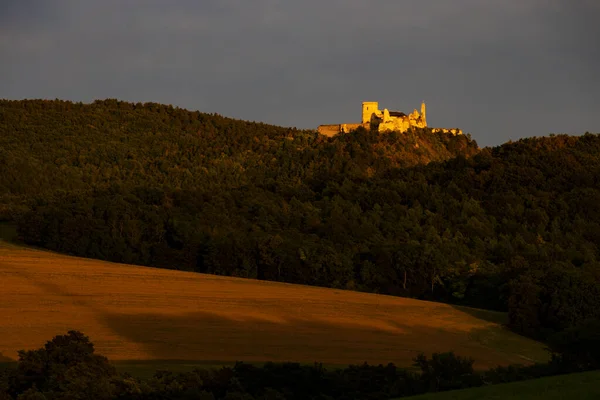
[0,241,547,370]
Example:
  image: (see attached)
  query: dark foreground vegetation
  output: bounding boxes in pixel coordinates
[1,330,599,400]
[399,370,600,400]
[2,99,600,341]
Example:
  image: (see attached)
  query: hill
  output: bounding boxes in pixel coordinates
[2,99,600,341]
[0,98,475,221]
[0,240,548,370]
[399,370,600,400]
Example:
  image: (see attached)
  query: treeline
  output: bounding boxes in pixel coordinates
[1,330,599,400]
[2,99,600,339]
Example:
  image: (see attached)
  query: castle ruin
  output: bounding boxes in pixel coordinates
[318,101,462,137]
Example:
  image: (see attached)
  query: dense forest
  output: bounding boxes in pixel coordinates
[1,330,598,400]
[1,99,600,340]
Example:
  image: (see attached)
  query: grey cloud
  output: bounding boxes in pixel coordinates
[1,0,598,146]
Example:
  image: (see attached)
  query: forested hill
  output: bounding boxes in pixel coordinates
[2,99,600,340]
[0,98,476,217]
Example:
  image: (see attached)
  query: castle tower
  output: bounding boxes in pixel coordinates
[421,101,427,127]
[362,102,379,124]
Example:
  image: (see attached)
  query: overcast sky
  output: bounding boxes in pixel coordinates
[1,1,599,146]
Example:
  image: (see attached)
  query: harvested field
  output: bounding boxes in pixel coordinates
[0,241,548,369]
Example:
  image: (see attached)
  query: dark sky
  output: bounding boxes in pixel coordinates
[2,1,599,146]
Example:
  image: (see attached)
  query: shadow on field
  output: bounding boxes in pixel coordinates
[101,310,432,365]
[1,249,545,368]
[100,310,541,368]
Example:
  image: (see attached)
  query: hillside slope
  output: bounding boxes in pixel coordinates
[3,99,600,341]
[0,241,547,369]
[0,98,476,219]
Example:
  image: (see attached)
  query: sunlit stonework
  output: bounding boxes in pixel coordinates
[318,101,462,137]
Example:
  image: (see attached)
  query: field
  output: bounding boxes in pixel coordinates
[0,239,548,371]
[399,370,600,400]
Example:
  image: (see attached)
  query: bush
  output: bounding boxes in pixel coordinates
[413,352,482,392]
[548,318,600,370]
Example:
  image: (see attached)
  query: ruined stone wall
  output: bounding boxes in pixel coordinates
[318,123,365,137]
[374,103,427,133]
[318,101,461,137]
[431,128,463,136]
[318,125,343,137]
[378,115,410,133]
[341,123,364,133]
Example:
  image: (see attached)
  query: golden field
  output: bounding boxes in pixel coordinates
[0,240,548,369]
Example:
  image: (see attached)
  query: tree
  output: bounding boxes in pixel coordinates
[548,318,600,370]
[507,274,543,337]
[413,352,480,392]
[16,387,46,400]
[12,331,116,399]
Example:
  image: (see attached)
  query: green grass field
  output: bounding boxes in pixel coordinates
[399,370,600,400]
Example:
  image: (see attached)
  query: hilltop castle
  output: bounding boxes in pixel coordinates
[318,101,462,137]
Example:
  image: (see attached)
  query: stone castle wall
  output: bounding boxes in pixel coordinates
[318,124,343,137]
[431,128,463,136]
[318,101,462,137]
[318,123,365,137]
[362,102,379,124]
